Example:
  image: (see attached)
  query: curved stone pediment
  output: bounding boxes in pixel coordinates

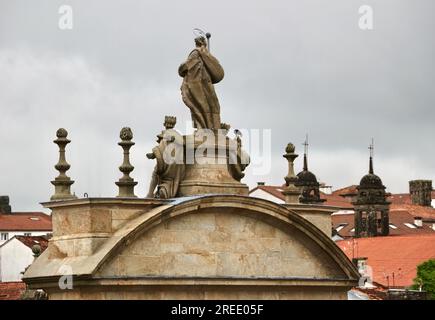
[23,195,358,299]
[95,196,357,281]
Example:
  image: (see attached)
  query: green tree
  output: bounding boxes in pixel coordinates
[412,259,435,299]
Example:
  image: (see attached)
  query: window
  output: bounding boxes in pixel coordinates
[404,223,417,229]
[23,233,32,236]
[1,233,9,241]
[335,223,348,232]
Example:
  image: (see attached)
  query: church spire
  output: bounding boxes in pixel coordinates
[303,134,309,171]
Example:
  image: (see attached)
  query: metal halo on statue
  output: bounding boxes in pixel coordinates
[193,28,206,38]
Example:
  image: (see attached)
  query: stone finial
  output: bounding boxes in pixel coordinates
[50,128,77,201]
[32,244,42,258]
[282,143,300,204]
[115,127,138,198]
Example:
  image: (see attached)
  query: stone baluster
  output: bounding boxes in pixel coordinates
[281,143,300,204]
[115,127,138,197]
[51,128,77,200]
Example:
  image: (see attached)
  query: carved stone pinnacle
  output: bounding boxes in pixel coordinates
[115,127,138,198]
[282,143,301,204]
[50,128,77,201]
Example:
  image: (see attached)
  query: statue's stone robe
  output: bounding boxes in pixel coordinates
[149,130,185,199]
[179,47,224,129]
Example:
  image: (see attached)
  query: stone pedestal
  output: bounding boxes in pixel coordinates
[177,132,249,196]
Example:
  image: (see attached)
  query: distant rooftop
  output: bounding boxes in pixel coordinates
[337,234,435,288]
[0,212,52,231]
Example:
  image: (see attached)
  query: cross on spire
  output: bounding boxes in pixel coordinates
[369,138,374,158]
[368,138,374,174]
[303,134,309,155]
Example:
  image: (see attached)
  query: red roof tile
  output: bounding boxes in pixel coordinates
[332,185,359,196]
[389,193,413,205]
[250,185,286,201]
[390,204,435,221]
[15,235,49,251]
[337,234,435,288]
[250,185,435,214]
[251,185,358,208]
[322,193,354,209]
[0,212,52,231]
[332,210,435,238]
[0,282,26,300]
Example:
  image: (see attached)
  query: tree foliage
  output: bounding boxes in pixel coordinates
[412,259,435,299]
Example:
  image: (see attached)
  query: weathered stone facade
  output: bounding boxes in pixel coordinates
[0,195,12,214]
[23,196,359,299]
[409,180,433,207]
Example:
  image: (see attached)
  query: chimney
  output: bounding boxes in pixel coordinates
[257,182,265,186]
[352,257,369,277]
[414,217,423,228]
[0,196,12,214]
[409,180,433,207]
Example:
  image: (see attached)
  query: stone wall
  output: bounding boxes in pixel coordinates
[97,210,343,279]
[409,180,433,207]
[23,195,359,300]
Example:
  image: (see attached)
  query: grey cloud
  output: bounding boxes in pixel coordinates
[0,0,434,210]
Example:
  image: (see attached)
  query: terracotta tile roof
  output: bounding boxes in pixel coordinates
[15,235,49,251]
[390,204,435,221]
[250,184,358,208]
[250,184,435,215]
[332,185,359,196]
[332,210,435,238]
[337,234,435,288]
[389,193,413,205]
[321,193,354,209]
[0,212,52,231]
[0,282,26,300]
[249,185,286,201]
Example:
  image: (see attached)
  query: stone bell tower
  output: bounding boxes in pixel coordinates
[294,136,325,204]
[353,142,390,238]
[409,180,433,207]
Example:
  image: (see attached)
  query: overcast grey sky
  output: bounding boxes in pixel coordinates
[0,0,434,211]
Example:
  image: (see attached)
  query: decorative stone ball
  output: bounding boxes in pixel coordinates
[32,244,41,256]
[285,143,295,153]
[120,127,133,141]
[56,128,68,138]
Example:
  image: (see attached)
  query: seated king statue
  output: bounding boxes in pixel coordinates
[178,36,224,130]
